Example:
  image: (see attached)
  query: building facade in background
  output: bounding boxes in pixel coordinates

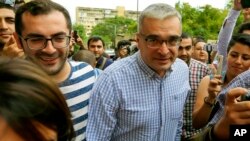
[75,6,139,36]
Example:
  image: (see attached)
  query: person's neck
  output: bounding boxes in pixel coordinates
[187,58,191,66]
[96,56,103,61]
[0,43,4,52]
[51,61,71,84]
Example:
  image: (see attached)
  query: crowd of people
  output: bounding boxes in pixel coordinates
[1,0,250,141]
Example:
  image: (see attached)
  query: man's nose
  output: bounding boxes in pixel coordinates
[0,19,8,29]
[41,40,57,54]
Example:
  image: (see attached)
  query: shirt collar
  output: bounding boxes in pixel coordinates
[136,51,173,79]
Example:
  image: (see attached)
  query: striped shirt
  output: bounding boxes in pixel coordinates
[182,59,211,139]
[59,61,96,141]
[86,52,191,141]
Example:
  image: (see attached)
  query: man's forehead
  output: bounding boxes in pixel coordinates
[0,8,15,17]
[90,40,103,45]
[180,38,192,44]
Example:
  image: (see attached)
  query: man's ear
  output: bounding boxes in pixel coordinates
[13,32,23,49]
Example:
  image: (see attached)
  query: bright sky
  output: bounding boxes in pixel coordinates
[52,0,229,23]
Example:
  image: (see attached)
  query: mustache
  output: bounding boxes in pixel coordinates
[0,32,13,35]
[38,52,60,58]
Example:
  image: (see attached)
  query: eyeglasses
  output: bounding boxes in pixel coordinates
[140,33,181,48]
[20,35,71,50]
[0,0,15,7]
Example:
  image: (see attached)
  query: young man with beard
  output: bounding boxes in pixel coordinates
[14,1,96,140]
[178,32,211,141]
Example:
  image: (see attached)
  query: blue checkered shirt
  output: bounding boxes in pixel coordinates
[209,70,250,125]
[86,52,191,141]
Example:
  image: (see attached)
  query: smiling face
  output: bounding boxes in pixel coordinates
[118,46,129,58]
[227,42,250,80]
[192,41,208,63]
[18,11,70,75]
[137,16,181,77]
[88,40,105,59]
[178,37,193,64]
[0,8,15,47]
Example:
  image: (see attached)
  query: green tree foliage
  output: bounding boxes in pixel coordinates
[73,23,86,42]
[91,16,137,48]
[176,2,228,40]
[90,1,244,44]
[72,23,86,52]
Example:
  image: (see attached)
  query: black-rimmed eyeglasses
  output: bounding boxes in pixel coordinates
[140,33,181,48]
[20,35,71,50]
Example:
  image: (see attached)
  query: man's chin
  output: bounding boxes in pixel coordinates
[179,58,188,63]
[41,66,60,75]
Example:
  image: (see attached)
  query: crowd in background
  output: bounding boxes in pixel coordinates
[1,0,250,141]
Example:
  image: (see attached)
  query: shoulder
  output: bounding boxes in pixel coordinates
[69,60,94,73]
[190,59,210,72]
[190,58,208,67]
[105,58,114,66]
[238,69,250,79]
[104,55,136,73]
[228,69,250,87]
[173,58,189,70]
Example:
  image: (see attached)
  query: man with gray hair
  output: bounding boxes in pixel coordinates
[86,3,190,141]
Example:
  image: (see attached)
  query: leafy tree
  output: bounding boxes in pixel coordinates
[176,2,228,40]
[91,16,137,48]
[73,23,86,42]
[72,23,86,52]
[89,0,244,45]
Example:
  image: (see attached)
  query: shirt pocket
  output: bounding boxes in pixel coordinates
[169,89,189,119]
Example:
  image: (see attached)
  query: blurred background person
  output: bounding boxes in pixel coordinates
[192,37,208,64]
[87,35,113,70]
[193,33,250,129]
[14,1,96,140]
[113,39,131,61]
[72,50,102,78]
[0,2,23,58]
[0,57,75,141]
[178,32,211,141]
[68,30,86,59]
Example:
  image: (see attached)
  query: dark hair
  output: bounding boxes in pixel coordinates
[193,37,206,47]
[116,40,131,55]
[0,2,15,11]
[181,32,193,45]
[238,22,250,33]
[87,36,105,47]
[117,40,131,49]
[15,0,72,36]
[128,38,136,42]
[0,57,75,141]
[72,50,96,67]
[227,33,250,53]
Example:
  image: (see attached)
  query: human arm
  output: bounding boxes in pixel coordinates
[211,87,250,140]
[86,73,118,141]
[75,35,86,50]
[192,75,222,129]
[215,0,241,71]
